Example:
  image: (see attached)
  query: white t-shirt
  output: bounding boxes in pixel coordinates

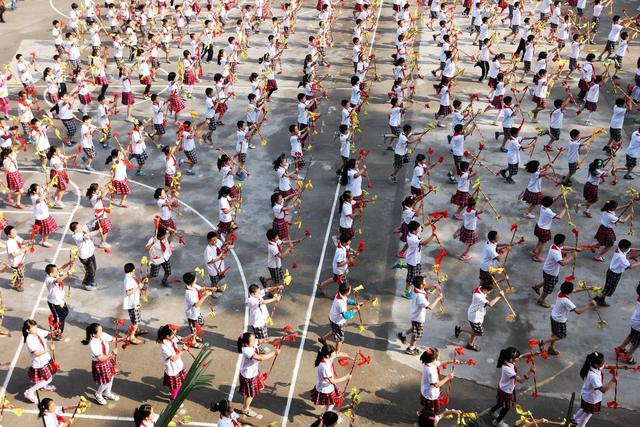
[610,105,626,129]
[499,362,517,393]
[315,358,336,393]
[89,333,113,362]
[467,288,489,323]
[184,285,202,320]
[507,137,522,165]
[267,240,282,269]
[410,164,426,188]
[462,209,478,231]
[46,276,65,306]
[122,274,140,310]
[609,249,630,274]
[329,292,349,325]
[240,346,260,378]
[480,241,498,271]
[627,131,640,159]
[537,206,556,230]
[581,367,603,404]
[219,196,232,223]
[551,294,577,323]
[26,329,52,368]
[247,290,269,327]
[543,245,563,276]
[160,337,185,376]
[204,241,225,277]
[410,288,430,323]
[630,301,640,331]
[332,244,348,275]
[420,361,441,400]
[406,233,422,266]
[6,236,25,268]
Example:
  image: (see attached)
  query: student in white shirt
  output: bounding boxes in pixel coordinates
[145,227,175,287]
[541,281,595,355]
[4,224,29,292]
[594,239,640,306]
[156,325,188,401]
[456,281,503,352]
[318,282,362,354]
[612,31,629,79]
[532,233,578,307]
[499,129,535,183]
[614,284,640,364]
[37,397,78,427]
[317,233,354,294]
[123,263,148,345]
[260,228,300,287]
[418,347,459,416]
[625,128,640,179]
[593,200,632,261]
[246,283,282,342]
[489,346,535,427]
[604,98,630,151]
[210,398,259,427]
[45,260,75,339]
[133,403,161,427]
[183,272,210,348]
[573,351,618,427]
[81,323,119,405]
[532,196,567,262]
[22,319,57,404]
[236,331,280,417]
[398,275,443,355]
[403,221,436,299]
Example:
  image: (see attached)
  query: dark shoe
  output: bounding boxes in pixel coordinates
[397,332,406,344]
[465,343,480,352]
[454,325,461,338]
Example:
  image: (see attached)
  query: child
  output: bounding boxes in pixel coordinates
[154,187,177,234]
[86,183,112,248]
[593,200,631,261]
[235,120,255,180]
[594,240,640,306]
[479,231,511,287]
[45,262,74,339]
[28,183,58,247]
[133,404,161,427]
[204,230,231,288]
[236,332,279,417]
[499,129,535,183]
[522,160,545,219]
[246,283,282,342]
[22,319,57,404]
[318,282,362,353]
[574,159,607,217]
[310,344,352,413]
[418,348,458,417]
[167,71,186,120]
[531,195,567,262]
[47,146,74,208]
[489,347,535,427]
[70,222,98,291]
[404,221,435,299]
[105,149,130,207]
[5,225,29,292]
[455,282,503,352]
[210,398,258,427]
[81,323,119,405]
[398,275,443,355]
[179,120,198,175]
[80,115,97,170]
[389,124,417,183]
[560,129,588,186]
[162,144,179,190]
[317,233,352,294]
[604,98,629,152]
[157,324,187,401]
[578,75,604,126]
[541,281,596,355]
[38,397,77,427]
[217,186,236,238]
[614,283,640,364]
[1,147,25,208]
[455,198,486,261]
[271,192,292,239]
[130,120,148,177]
[183,272,210,348]
[448,124,470,183]
[531,233,578,308]
[123,263,148,345]
[573,351,618,427]
[259,228,295,287]
[147,226,176,286]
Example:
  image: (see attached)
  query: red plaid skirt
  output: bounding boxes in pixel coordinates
[532,95,547,108]
[522,189,542,205]
[95,76,109,86]
[488,77,497,89]
[273,217,289,238]
[450,190,469,207]
[239,373,265,398]
[169,93,186,113]
[113,179,130,195]
[578,79,590,92]
[95,218,113,234]
[165,173,174,187]
[339,226,354,240]
[583,182,598,203]
[50,170,69,191]
[229,186,239,199]
[491,95,504,109]
[79,93,92,105]
[279,188,296,198]
[28,360,57,383]
[534,224,551,243]
[140,75,152,86]
[267,79,278,91]
[580,398,601,414]
[35,216,58,236]
[595,225,616,247]
[217,221,233,234]
[163,369,186,390]
[184,70,196,85]
[159,218,176,232]
[459,226,478,244]
[6,171,24,192]
[584,101,597,112]
[121,92,135,106]
[310,386,342,405]
[419,394,441,414]
[353,195,366,209]
[215,102,228,115]
[400,222,409,242]
[437,105,452,116]
[496,388,517,409]
[411,186,425,197]
[92,359,116,384]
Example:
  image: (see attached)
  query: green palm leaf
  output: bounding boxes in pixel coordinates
[155,347,216,427]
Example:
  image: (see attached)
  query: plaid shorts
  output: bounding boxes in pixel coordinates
[330,320,345,342]
[83,146,96,159]
[389,125,401,136]
[269,267,283,283]
[542,272,559,295]
[602,269,622,297]
[149,261,171,278]
[508,163,519,176]
[68,59,80,72]
[238,153,247,163]
[184,149,198,164]
[523,60,531,72]
[604,40,617,53]
[627,155,637,169]
[209,274,224,286]
[569,57,577,70]
[131,152,148,166]
[208,118,217,131]
[128,307,141,325]
[568,162,578,176]
[154,124,166,136]
[411,321,424,340]
[12,266,24,282]
[469,321,484,336]
[609,127,622,142]
[394,154,408,170]
[479,269,492,286]
[628,327,640,347]
[551,317,567,339]
[549,128,560,140]
[406,263,421,285]
[62,119,77,137]
[251,325,268,339]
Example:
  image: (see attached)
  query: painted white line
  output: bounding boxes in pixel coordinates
[0,179,82,403]
[280,2,385,425]
[0,210,75,214]
[17,408,219,426]
[48,0,67,18]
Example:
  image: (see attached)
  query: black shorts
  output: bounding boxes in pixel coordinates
[508,163,519,176]
[389,125,401,136]
[268,267,283,283]
[208,118,217,131]
[604,40,617,53]
[568,162,578,176]
[628,327,640,347]
[569,57,577,70]
[453,155,462,173]
[469,321,484,336]
[251,325,268,339]
[502,127,514,138]
[128,307,141,325]
[610,127,622,142]
[330,320,345,342]
[411,321,424,340]
[626,155,637,169]
[154,123,166,135]
[542,271,559,295]
[406,263,421,285]
[150,261,171,278]
[551,317,567,339]
[523,60,531,72]
[394,153,408,169]
[549,128,560,140]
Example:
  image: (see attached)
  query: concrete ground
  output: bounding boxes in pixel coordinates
[0,0,639,426]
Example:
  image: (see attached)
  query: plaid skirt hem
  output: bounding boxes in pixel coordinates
[523,189,542,205]
[35,216,58,236]
[419,394,441,414]
[459,226,478,244]
[311,386,342,405]
[28,360,57,383]
[6,171,24,192]
[594,225,616,247]
[113,179,131,195]
[92,359,116,384]
[163,369,187,389]
[450,190,469,207]
[534,225,551,243]
[496,389,516,409]
[239,373,265,398]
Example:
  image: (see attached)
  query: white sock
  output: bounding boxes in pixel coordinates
[25,378,51,395]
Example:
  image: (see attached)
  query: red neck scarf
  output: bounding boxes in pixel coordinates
[101,340,107,356]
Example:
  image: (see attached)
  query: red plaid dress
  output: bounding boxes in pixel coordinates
[6,170,24,192]
[163,369,187,390]
[458,226,478,244]
[239,373,265,398]
[35,216,58,236]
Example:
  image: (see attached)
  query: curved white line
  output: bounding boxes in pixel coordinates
[0,175,82,403]
[49,0,68,18]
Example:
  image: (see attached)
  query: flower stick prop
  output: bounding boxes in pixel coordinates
[69,396,90,420]
[608,355,620,409]
[577,280,607,328]
[262,324,296,382]
[336,350,371,407]
[488,269,517,321]
[113,318,126,356]
[558,185,575,228]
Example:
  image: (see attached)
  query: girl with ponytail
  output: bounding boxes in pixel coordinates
[210,398,258,426]
[309,344,352,413]
[236,332,280,417]
[133,403,158,427]
[22,319,57,403]
[38,397,76,426]
[81,323,119,406]
[573,351,618,427]
[105,149,130,208]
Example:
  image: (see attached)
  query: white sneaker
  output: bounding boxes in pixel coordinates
[94,394,107,405]
[104,393,120,401]
[42,384,57,391]
[99,242,112,249]
[23,391,37,403]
